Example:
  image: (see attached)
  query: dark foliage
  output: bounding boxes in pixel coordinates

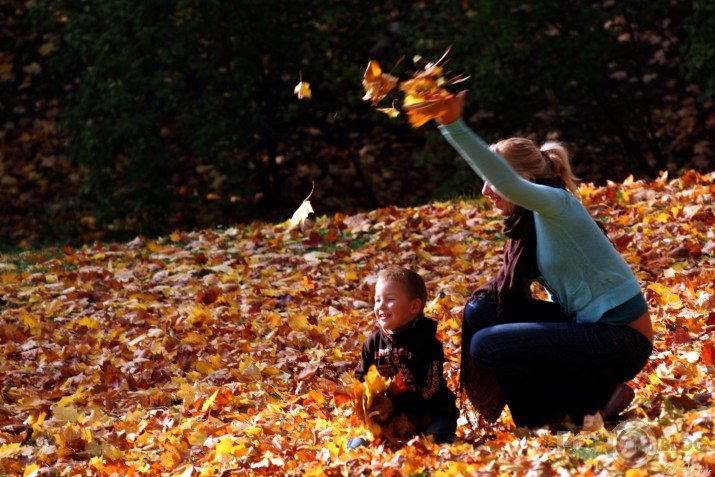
[0,0,712,247]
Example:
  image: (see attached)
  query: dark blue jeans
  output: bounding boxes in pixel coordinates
[424,411,458,443]
[464,295,652,427]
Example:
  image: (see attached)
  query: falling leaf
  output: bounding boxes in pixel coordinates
[362,46,469,127]
[287,181,316,230]
[361,59,398,106]
[376,100,400,118]
[294,81,311,99]
[294,71,312,99]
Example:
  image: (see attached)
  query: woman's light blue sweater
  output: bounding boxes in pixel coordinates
[440,119,642,323]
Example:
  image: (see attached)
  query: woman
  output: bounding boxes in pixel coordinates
[417,91,653,427]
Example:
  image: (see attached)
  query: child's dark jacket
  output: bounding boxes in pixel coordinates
[355,315,458,421]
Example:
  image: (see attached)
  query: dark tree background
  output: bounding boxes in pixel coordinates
[1,0,713,248]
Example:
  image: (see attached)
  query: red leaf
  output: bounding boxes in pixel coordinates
[702,343,715,366]
[196,286,220,305]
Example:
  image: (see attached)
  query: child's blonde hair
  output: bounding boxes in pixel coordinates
[377,267,427,309]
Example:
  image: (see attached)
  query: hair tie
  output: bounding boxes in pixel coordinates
[540,149,551,163]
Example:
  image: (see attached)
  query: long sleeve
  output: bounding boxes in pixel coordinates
[439,118,569,217]
[354,338,375,382]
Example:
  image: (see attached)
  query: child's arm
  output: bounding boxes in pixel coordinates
[354,336,375,382]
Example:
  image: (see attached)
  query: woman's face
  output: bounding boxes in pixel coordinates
[482,180,517,215]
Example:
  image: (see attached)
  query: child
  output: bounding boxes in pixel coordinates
[352,267,459,445]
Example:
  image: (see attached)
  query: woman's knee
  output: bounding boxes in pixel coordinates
[469,327,498,368]
[464,296,497,332]
[469,323,527,371]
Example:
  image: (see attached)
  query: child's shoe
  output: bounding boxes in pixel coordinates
[346,437,370,449]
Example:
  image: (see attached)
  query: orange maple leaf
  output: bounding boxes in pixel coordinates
[300,275,316,290]
[362,46,469,127]
[362,60,398,106]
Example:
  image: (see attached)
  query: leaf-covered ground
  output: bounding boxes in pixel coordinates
[1,171,714,477]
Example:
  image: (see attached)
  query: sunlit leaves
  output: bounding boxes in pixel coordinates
[362,47,469,127]
[361,60,399,106]
[0,171,713,475]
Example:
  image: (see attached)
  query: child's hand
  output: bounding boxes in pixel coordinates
[369,394,394,423]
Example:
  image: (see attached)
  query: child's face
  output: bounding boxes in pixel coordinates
[374,278,422,332]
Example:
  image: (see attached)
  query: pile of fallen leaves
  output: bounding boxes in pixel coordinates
[1,170,714,476]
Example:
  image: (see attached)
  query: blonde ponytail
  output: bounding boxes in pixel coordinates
[540,141,579,195]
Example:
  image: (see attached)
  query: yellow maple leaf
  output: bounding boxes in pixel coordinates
[23,463,40,477]
[195,360,216,375]
[19,310,42,335]
[181,331,207,346]
[376,103,401,118]
[75,316,102,330]
[294,71,312,99]
[0,443,21,461]
[354,365,391,437]
[201,388,220,412]
[362,46,468,128]
[647,283,681,305]
[53,405,80,424]
[1,271,19,284]
[288,312,311,331]
[294,80,311,99]
[187,431,208,446]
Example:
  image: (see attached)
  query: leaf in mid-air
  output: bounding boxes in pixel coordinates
[294,71,312,99]
[294,81,312,99]
[287,181,316,230]
[376,100,400,118]
[361,46,469,127]
[362,60,398,106]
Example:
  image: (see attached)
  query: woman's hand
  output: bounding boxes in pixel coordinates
[403,90,468,126]
[436,90,468,125]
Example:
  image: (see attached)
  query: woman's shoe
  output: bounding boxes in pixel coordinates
[601,383,635,419]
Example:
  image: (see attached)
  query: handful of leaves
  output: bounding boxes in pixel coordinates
[361,47,468,127]
[350,366,423,442]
